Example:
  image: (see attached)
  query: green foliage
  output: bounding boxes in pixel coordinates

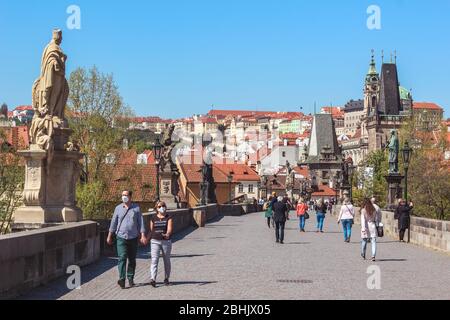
[353,150,388,208]
[76,181,109,220]
[131,140,152,154]
[0,129,24,234]
[67,66,134,219]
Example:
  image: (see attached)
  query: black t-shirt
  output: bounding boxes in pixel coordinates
[151,214,172,241]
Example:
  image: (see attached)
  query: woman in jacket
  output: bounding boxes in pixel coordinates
[394,199,414,242]
[264,196,275,229]
[296,198,309,232]
[360,198,381,261]
[314,199,327,233]
[337,198,355,242]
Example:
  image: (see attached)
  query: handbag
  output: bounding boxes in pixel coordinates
[304,211,310,220]
[376,223,384,238]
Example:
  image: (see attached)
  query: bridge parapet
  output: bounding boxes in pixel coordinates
[332,206,450,254]
[0,221,100,299]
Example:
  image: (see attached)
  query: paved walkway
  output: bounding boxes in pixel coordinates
[22,212,450,300]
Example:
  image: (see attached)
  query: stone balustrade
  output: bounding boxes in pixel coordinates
[0,221,100,299]
[333,205,450,253]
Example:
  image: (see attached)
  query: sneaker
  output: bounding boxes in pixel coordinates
[164,279,170,286]
[276,240,279,243]
[371,257,376,262]
[280,241,284,244]
[150,280,156,288]
[117,279,126,289]
[361,254,366,260]
[128,279,135,287]
[320,230,324,233]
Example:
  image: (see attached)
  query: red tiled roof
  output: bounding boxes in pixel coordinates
[1,126,30,148]
[312,185,337,197]
[413,102,443,111]
[293,166,309,177]
[321,106,345,118]
[179,163,259,184]
[14,105,33,111]
[208,110,304,120]
[215,164,260,182]
[103,164,157,202]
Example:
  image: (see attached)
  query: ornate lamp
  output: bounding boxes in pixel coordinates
[153,138,163,163]
[401,141,412,169]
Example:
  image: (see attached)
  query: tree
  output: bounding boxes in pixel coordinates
[67,66,133,219]
[399,118,450,220]
[0,129,24,234]
[353,150,389,208]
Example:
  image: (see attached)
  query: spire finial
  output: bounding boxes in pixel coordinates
[390,52,393,63]
[394,50,397,64]
[381,50,384,63]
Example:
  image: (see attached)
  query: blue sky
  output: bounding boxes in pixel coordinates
[1,0,449,119]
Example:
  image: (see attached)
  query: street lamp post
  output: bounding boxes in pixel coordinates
[227,174,233,204]
[348,165,354,203]
[153,138,163,202]
[401,141,412,243]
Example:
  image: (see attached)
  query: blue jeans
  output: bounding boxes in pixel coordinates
[341,219,353,240]
[361,238,377,258]
[298,215,306,230]
[316,213,325,231]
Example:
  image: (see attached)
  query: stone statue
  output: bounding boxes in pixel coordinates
[30,29,69,151]
[285,161,295,189]
[199,145,217,204]
[160,124,179,174]
[387,129,399,174]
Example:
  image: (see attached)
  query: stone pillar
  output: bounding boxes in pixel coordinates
[384,174,404,210]
[159,171,179,209]
[12,145,84,231]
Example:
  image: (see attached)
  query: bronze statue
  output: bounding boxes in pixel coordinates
[387,129,399,174]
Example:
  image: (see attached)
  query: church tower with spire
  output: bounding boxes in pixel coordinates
[364,50,380,117]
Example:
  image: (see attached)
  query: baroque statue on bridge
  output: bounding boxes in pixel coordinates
[30,29,69,151]
[387,129,399,174]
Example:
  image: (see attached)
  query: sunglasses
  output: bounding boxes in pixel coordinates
[157,205,166,208]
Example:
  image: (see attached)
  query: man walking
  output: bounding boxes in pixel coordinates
[107,190,146,289]
[273,196,289,244]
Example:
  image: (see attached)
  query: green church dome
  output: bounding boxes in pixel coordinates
[399,86,411,100]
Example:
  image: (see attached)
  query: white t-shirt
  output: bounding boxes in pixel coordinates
[338,204,355,221]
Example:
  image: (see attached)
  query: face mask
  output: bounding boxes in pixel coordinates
[122,196,130,204]
[158,207,166,214]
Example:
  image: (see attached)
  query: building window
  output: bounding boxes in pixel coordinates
[282,151,286,157]
[238,184,244,193]
[248,184,254,193]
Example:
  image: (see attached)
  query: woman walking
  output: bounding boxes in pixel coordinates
[315,199,327,233]
[148,201,173,287]
[360,198,381,261]
[296,198,308,232]
[394,199,414,242]
[337,198,355,242]
[264,196,274,229]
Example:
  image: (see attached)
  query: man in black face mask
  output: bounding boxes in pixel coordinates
[107,190,146,289]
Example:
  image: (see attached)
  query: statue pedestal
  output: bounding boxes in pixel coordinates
[384,174,404,210]
[12,146,84,231]
[159,171,179,210]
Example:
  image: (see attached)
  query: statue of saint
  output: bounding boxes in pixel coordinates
[387,129,399,174]
[30,29,69,150]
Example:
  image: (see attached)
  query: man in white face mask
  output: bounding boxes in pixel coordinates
[107,190,146,289]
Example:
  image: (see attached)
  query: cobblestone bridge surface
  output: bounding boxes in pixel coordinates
[22,212,450,300]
